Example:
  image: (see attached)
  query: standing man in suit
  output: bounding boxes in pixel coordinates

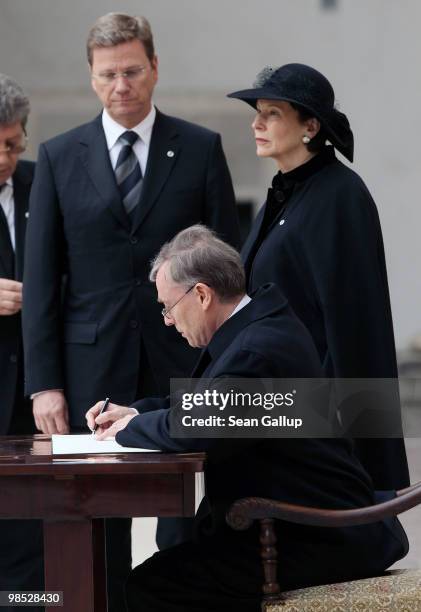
[0,73,44,611]
[22,12,239,611]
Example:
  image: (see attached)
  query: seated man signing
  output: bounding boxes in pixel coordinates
[86,225,407,612]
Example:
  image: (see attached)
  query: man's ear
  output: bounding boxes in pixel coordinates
[88,63,97,95]
[195,283,212,309]
[150,55,159,83]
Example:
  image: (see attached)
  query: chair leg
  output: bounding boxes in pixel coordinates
[259,518,282,609]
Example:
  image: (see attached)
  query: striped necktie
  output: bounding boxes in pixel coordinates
[115,131,143,216]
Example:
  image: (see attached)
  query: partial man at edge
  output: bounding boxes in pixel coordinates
[0,73,44,612]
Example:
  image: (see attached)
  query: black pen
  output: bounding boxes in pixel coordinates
[92,397,110,435]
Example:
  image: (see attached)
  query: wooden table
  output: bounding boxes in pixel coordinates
[0,434,205,611]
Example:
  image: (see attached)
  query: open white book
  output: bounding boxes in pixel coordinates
[52,433,160,455]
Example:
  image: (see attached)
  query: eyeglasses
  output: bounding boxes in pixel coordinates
[92,66,149,86]
[161,285,195,320]
[0,135,28,155]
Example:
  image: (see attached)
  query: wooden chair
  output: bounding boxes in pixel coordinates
[226,482,421,611]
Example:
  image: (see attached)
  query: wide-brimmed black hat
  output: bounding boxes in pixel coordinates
[227,63,354,162]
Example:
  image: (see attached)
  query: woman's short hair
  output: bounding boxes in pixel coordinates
[0,74,30,129]
[87,13,155,65]
[150,225,245,303]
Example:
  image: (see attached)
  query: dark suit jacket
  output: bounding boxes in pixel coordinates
[0,161,33,433]
[117,283,407,577]
[241,147,409,491]
[23,111,240,426]
[118,283,374,515]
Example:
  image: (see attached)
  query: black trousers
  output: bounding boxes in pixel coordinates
[125,517,408,612]
[155,517,195,551]
[105,518,132,612]
[0,389,44,612]
[126,533,263,612]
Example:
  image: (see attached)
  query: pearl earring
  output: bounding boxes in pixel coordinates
[302,135,311,144]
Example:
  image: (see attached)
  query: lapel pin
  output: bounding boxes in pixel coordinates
[167,150,175,158]
[279,219,285,225]
[25,212,29,219]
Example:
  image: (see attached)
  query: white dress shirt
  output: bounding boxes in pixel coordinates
[229,294,252,318]
[0,177,15,250]
[102,105,156,175]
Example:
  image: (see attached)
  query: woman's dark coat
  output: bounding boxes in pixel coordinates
[241,146,409,490]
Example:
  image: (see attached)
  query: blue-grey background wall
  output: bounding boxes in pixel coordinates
[1,0,419,348]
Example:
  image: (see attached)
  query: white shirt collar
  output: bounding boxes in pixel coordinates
[102,105,156,150]
[229,294,252,318]
[2,176,13,189]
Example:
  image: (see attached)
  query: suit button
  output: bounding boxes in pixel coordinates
[135,278,141,287]
[130,237,138,245]
[274,190,286,203]
[9,354,17,363]
[130,320,138,329]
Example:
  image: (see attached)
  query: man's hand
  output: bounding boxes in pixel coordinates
[86,401,137,438]
[33,390,70,434]
[0,278,22,315]
[95,413,137,440]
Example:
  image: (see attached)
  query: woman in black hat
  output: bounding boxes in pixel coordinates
[228,63,409,491]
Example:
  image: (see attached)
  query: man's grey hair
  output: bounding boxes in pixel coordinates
[0,74,30,129]
[87,13,155,65]
[150,225,245,303]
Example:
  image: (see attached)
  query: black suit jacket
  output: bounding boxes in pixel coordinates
[0,161,33,433]
[23,111,240,426]
[118,284,376,519]
[117,284,408,575]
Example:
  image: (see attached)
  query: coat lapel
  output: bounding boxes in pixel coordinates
[12,162,32,281]
[241,201,266,279]
[78,116,131,232]
[131,110,179,235]
[0,207,13,278]
[191,348,212,378]
[192,285,284,377]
